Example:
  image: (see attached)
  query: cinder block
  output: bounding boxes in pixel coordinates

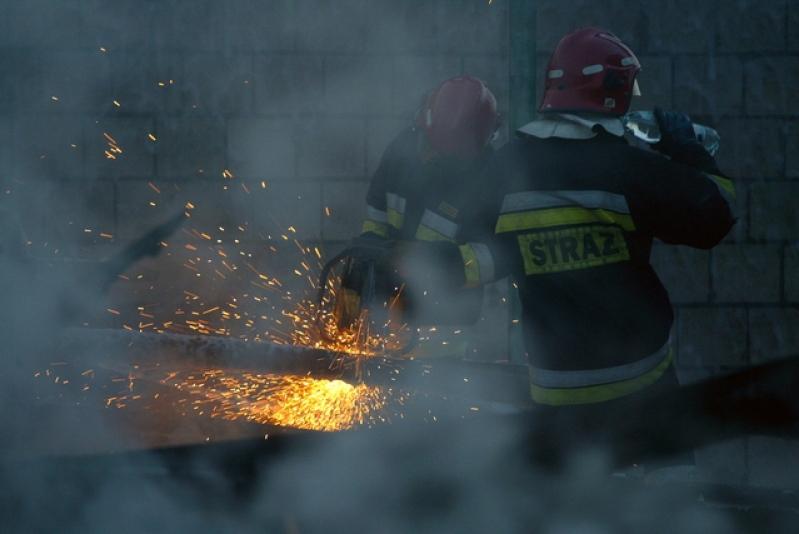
[0,6,8,49]
[791,4,799,52]
[713,119,783,180]
[462,55,511,115]
[674,56,744,118]
[323,56,394,116]
[788,121,799,178]
[436,0,507,55]
[11,178,116,255]
[366,119,412,176]
[749,182,799,241]
[6,1,92,49]
[650,243,710,304]
[295,0,367,53]
[676,307,748,367]
[155,117,227,178]
[108,52,183,115]
[321,180,370,240]
[646,2,718,54]
[365,0,438,53]
[248,181,322,240]
[391,56,462,116]
[227,118,296,179]
[749,307,799,365]
[12,118,85,179]
[784,245,799,302]
[182,53,254,116]
[151,1,226,52]
[0,51,111,115]
[716,0,788,53]
[85,118,156,178]
[295,118,366,178]
[83,0,153,51]
[0,119,10,179]
[252,55,324,115]
[748,437,799,488]
[629,56,672,112]
[694,439,748,485]
[536,4,649,55]
[712,244,781,303]
[226,0,294,52]
[744,57,799,116]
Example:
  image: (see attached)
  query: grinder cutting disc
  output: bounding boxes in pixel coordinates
[315,239,418,356]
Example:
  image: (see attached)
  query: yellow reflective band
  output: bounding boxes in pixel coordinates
[518,225,629,275]
[709,174,736,198]
[496,207,636,234]
[361,220,389,238]
[459,244,481,288]
[387,209,404,230]
[415,224,457,243]
[530,349,673,406]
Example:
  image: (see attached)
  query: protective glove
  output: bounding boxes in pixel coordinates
[653,106,698,157]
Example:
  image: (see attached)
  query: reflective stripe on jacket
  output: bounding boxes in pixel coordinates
[529,338,673,405]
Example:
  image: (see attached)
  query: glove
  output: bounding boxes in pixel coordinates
[653,106,698,156]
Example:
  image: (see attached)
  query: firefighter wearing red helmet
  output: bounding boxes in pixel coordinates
[401,29,737,409]
[358,76,500,357]
[362,75,500,241]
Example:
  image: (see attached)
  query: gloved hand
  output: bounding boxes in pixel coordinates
[653,106,698,156]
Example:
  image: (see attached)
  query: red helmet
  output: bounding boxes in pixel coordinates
[538,27,641,116]
[414,76,499,159]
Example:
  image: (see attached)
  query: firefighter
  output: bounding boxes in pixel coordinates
[358,75,501,358]
[398,28,736,409]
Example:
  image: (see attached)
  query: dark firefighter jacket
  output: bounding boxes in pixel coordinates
[422,125,736,404]
[360,125,495,326]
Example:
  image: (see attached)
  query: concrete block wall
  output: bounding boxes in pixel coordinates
[538,0,799,487]
[0,0,509,333]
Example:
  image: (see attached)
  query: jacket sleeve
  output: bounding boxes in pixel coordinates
[625,144,737,249]
[360,137,396,239]
[453,147,514,287]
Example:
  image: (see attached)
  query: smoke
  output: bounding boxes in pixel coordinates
[0,1,797,533]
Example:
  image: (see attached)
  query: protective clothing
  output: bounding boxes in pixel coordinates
[539,27,641,116]
[361,125,493,328]
[412,104,735,402]
[458,116,735,404]
[359,77,499,347]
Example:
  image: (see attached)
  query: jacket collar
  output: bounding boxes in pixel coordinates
[517,113,626,140]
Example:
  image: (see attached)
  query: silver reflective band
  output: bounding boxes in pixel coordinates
[420,209,459,239]
[470,243,495,284]
[386,192,407,214]
[582,64,604,75]
[501,190,631,215]
[529,337,671,389]
[366,205,388,223]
